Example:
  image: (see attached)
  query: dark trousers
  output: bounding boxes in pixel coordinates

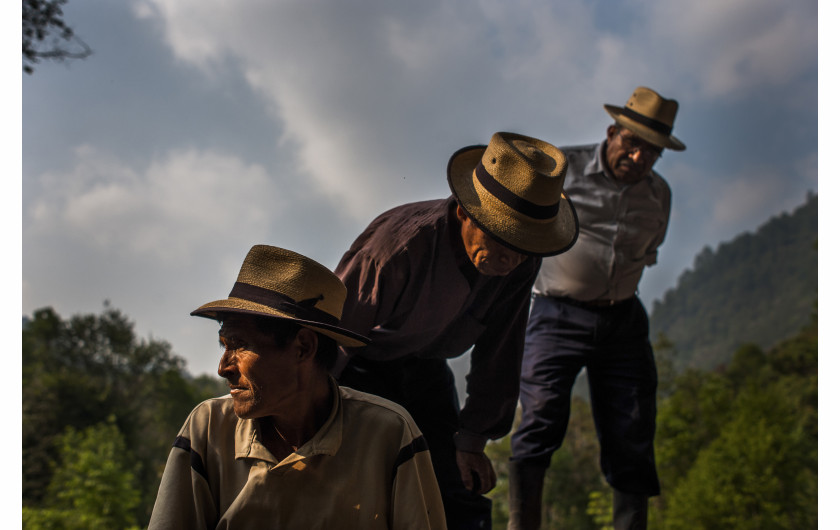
[510,295,660,495]
[340,356,492,529]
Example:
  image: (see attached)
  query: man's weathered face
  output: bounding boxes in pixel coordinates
[217,315,301,419]
[456,205,526,276]
[604,125,662,184]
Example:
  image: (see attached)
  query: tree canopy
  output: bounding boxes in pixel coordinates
[649,193,817,371]
[22,304,227,527]
[23,419,142,529]
[23,0,91,74]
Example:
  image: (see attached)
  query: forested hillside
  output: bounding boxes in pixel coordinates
[649,193,817,371]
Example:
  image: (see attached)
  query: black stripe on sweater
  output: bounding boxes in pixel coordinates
[392,435,430,482]
[173,435,209,483]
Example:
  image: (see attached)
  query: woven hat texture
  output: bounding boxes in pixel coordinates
[447,131,578,257]
[604,86,685,151]
[191,245,369,347]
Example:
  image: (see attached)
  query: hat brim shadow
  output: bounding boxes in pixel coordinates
[191,299,370,348]
[604,105,686,151]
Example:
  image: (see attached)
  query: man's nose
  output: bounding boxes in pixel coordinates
[218,349,236,377]
[627,149,644,163]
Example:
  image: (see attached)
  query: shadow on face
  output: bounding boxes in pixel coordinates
[604,125,662,184]
[216,315,304,419]
[456,205,526,276]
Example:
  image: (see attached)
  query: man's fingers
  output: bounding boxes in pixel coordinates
[461,471,473,491]
[456,449,499,494]
[475,466,496,494]
[482,467,496,493]
[457,457,473,491]
[471,470,482,493]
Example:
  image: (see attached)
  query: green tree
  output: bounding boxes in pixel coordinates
[585,491,612,530]
[22,0,91,74]
[22,304,218,524]
[188,373,231,401]
[662,386,816,529]
[23,419,142,529]
[650,317,817,529]
[653,367,735,497]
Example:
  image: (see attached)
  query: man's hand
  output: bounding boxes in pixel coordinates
[455,449,497,494]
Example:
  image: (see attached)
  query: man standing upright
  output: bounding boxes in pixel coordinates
[507,87,686,530]
[334,132,579,529]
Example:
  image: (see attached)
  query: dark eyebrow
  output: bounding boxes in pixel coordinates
[218,331,245,350]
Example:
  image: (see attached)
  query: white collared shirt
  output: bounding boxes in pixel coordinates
[534,141,671,302]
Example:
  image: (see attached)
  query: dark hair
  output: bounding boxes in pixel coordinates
[252,316,338,372]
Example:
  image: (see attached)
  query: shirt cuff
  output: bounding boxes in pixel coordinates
[453,431,488,453]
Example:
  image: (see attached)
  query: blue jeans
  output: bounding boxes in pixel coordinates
[340,355,493,529]
[510,295,660,495]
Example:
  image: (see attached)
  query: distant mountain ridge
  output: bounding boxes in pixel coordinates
[649,193,817,371]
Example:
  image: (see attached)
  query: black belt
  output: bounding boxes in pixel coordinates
[553,295,633,309]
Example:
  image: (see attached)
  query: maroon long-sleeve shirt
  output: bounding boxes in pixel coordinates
[334,197,541,451]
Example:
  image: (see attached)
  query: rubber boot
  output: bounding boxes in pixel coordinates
[612,489,648,530]
[507,460,545,530]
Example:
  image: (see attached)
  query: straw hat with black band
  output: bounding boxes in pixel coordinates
[604,86,686,151]
[447,131,579,257]
[191,245,370,348]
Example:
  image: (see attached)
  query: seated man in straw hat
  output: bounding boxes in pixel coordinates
[148,245,446,529]
[507,87,685,530]
[332,132,579,529]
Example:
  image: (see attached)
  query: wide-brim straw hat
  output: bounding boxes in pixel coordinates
[604,86,686,151]
[447,132,578,257]
[191,245,370,347]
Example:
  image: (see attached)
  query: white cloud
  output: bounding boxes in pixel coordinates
[26,146,278,266]
[646,0,817,99]
[130,0,623,219]
[131,0,816,227]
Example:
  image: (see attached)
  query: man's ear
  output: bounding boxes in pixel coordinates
[607,124,618,140]
[455,203,468,222]
[294,328,319,362]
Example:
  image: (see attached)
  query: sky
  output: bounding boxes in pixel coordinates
[21,0,819,380]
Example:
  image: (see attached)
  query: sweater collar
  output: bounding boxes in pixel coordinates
[234,376,343,468]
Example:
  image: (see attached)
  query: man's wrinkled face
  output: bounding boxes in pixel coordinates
[456,205,526,276]
[217,315,300,419]
[604,125,662,184]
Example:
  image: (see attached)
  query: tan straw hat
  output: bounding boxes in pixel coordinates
[447,132,578,257]
[604,86,686,151]
[191,245,369,347]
